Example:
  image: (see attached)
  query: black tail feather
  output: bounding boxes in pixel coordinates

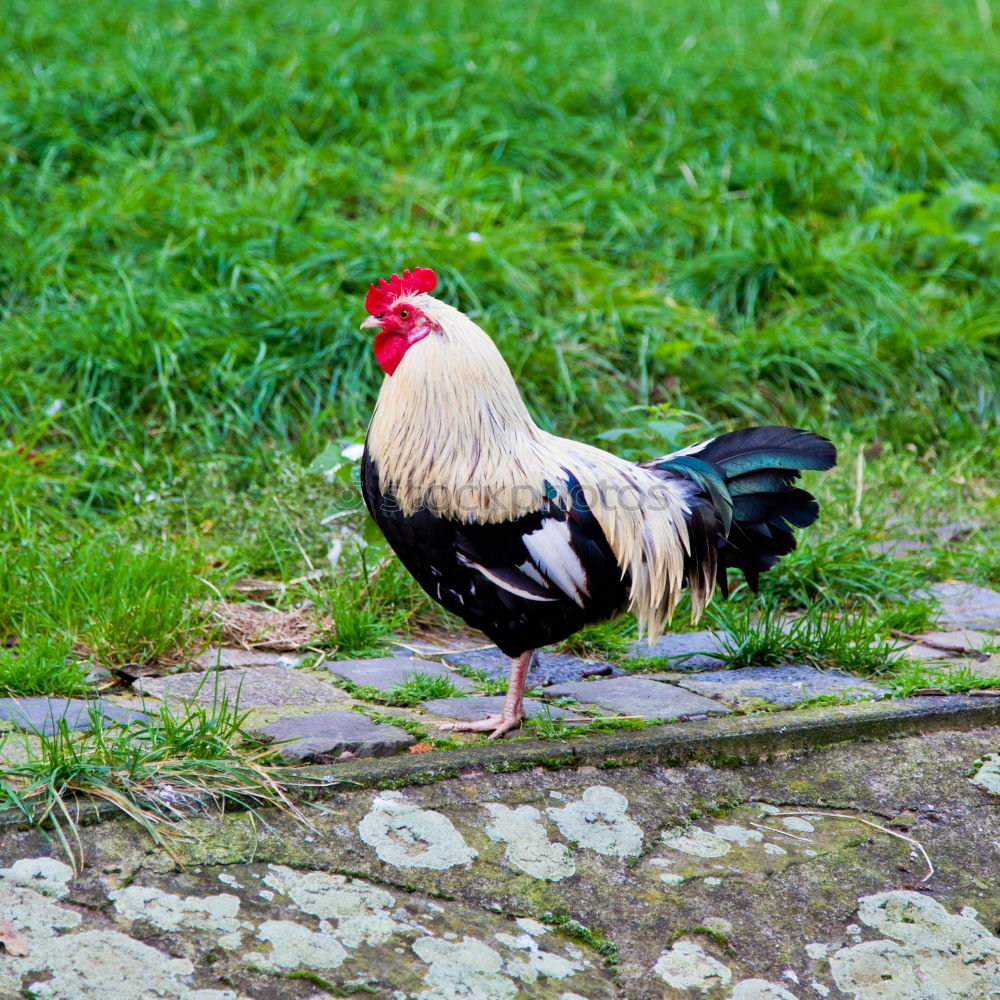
[653,426,836,592]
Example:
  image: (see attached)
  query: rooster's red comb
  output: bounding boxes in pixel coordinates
[365,267,437,315]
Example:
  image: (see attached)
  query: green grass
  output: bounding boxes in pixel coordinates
[0,639,87,697]
[711,598,903,675]
[885,660,1000,697]
[382,671,467,706]
[521,705,650,741]
[0,0,997,688]
[342,671,465,708]
[0,693,307,870]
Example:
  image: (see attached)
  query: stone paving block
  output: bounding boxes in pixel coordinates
[442,648,614,686]
[674,664,881,708]
[251,710,415,762]
[326,656,476,693]
[869,537,930,556]
[188,646,303,670]
[917,582,1000,629]
[0,698,149,736]
[892,644,951,663]
[133,665,348,708]
[623,630,728,670]
[892,628,996,664]
[914,629,995,652]
[420,695,585,724]
[541,677,729,720]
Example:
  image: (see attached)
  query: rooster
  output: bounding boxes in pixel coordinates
[359,268,836,738]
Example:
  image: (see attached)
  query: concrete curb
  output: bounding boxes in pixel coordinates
[296,694,1000,791]
[1,695,997,833]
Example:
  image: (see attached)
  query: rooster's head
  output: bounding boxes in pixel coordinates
[361,267,439,375]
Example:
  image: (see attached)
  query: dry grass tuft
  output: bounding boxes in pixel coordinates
[208,601,334,652]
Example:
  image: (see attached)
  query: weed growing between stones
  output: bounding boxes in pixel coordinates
[714,596,1000,697]
[340,672,467,709]
[349,706,461,751]
[885,661,1000,698]
[521,707,651,741]
[452,666,509,696]
[555,620,638,660]
[0,693,312,871]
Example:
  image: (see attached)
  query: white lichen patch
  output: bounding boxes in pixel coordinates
[412,935,517,1000]
[804,942,829,959]
[110,885,244,947]
[0,884,80,938]
[252,919,348,970]
[763,843,787,856]
[0,887,79,996]
[730,979,801,999]
[495,932,584,984]
[0,856,74,897]
[263,865,398,947]
[359,791,478,870]
[516,918,551,937]
[970,753,1000,795]
[661,826,732,858]
[653,938,733,991]
[714,825,764,848]
[780,817,815,833]
[828,890,1000,999]
[484,803,576,880]
[545,786,643,857]
[10,928,232,1000]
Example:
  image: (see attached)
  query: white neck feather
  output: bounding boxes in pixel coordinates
[364,295,712,637]
[366,297,555,522]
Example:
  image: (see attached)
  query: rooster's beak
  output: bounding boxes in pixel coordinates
[360,316,382,330]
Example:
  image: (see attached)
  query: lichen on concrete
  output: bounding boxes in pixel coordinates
[494,931,585,983]
[545,785,644,857]
[645,803,877,887]
[661,825,733,858]
[730,980,801,999]
[484,803,576,881]
[411,935,519,999]
[0,856,74,897]
[3,722,1000,999]
[653,937,733,991]
[249,918,349,970]
[780,817,816,833]
[109,884,245,945]
[828,890,1000,999]
[359,790,478,869]
[9,925,247,1000]
[262,864,399,947]
[970,752,1000,795]
[713,825,764,848]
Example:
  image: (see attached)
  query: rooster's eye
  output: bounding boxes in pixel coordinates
[399,310,410,319]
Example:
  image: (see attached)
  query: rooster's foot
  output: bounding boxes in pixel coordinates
[436,714,523,741]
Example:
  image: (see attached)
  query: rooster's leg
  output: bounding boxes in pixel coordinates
[437,649,533,740]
